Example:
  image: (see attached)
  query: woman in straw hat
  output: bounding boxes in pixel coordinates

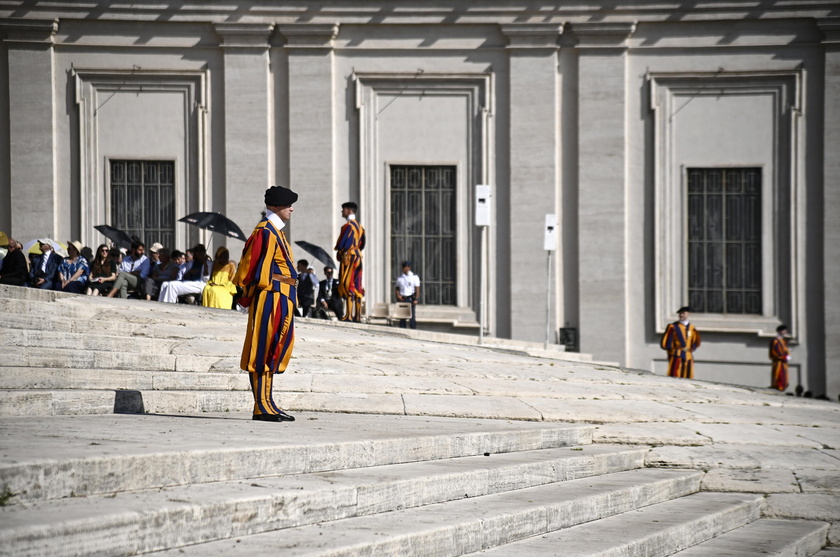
[56,240,90,294]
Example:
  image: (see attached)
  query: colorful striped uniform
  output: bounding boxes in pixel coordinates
[660,321,701,379]
[335,219,366,320]
[234,217,297,416]
[769,336,790,391]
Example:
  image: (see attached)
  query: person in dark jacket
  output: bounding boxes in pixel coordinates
[296,259,318,317]
[28,239,63,290]
[0,238,29,286]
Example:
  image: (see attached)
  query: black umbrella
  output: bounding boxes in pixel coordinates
[179,212,246,241]
[94,224,134,249]
[295,240,337,269]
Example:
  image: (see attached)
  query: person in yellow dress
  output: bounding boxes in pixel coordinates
[201,246,238,309]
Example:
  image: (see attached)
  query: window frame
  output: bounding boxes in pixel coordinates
[650,71,802,336]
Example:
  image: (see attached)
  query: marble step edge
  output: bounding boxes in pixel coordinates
[669,518,828,557]
[146,469,706,557]
[0,387,691,424]
[0,368,249,392]
[0,422,594,503]
[0,350,234,373]
[475,495,808,557]
[0,445,651,557]
[0,312,242,340]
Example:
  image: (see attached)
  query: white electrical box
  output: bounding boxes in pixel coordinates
[544,214,557,251]
[475,185,491,227]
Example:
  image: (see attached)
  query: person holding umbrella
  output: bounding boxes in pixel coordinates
[234,185,299,423]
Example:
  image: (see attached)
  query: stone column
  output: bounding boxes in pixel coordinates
[819,18,840,400]
[501,24,563,342]
[573,22,636,365]
[1,19,58,240]
[276,24,338,251]
[214,23,274,240]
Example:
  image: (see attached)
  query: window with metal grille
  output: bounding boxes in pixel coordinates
[110,160,176,248]
[687,168,762,314]
[390,165,457,305]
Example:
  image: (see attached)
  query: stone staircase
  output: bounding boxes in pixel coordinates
[0,284,836,555]
[0,413,829,557]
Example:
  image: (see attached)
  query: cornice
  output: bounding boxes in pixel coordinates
[214,22,274,48]
[499,23,562,49]
[0,18,57,44]
[276,23,339,48]
[817,17,840,44]
[568,21,636,48]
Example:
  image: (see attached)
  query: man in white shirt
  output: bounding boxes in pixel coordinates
[395,260,421,329]
[107,241,151,298]
[158,243,212,303]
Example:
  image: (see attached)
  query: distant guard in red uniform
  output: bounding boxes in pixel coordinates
[770,324,791,392]
[234,186,299,423]
[660,306,701,379]
[334,201,366,322]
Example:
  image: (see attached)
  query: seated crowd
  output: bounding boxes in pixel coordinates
[0,237,240,311]
[0,235,339,318]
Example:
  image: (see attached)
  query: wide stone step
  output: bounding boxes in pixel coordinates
[149,468,703,557]
[0,346,232,372]
[670,518,827,556]
[0,413,592,503]
[0,383,721,421]
[0,444,648,557]
[0,367,249,391]
[0,388,256,416]
[0,329,182,354]
[475,493,800,556]
[0,293,246,328]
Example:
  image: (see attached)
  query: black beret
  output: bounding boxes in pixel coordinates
[677,306,691,314]
[265,186,298,207]
[776,324,788,333]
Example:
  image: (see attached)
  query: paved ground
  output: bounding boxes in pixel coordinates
[1,286,840,550]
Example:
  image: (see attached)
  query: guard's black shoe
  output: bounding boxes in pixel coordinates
[276,410,295,422]
[252,412,295,422]
[252,414,281,422]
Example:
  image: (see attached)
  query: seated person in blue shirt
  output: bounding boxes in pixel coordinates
[56,240,89,294]
[107,240,151,298]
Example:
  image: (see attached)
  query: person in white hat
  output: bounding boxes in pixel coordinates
[148,242,164,269]
[28,239,63,290]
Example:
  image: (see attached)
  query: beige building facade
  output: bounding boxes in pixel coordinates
[1,2,838,399]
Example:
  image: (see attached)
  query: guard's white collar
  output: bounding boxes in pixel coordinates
[265,208,286,231]
[346,214,356,221]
